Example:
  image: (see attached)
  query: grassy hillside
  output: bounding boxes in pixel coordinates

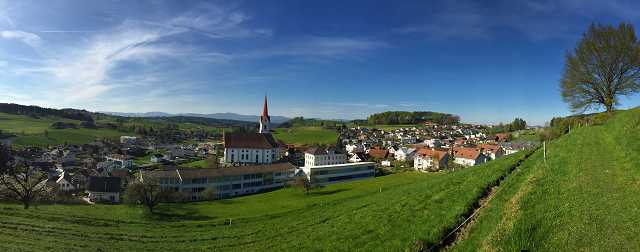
[451,108,640,251]
[0,112,130,146]
[272,126,338,145]
[0,152,529,251]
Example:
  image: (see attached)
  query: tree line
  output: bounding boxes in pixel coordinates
[0,103,94,121]
[366,111,460,125]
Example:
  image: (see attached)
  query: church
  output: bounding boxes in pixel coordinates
[223,96,282,165]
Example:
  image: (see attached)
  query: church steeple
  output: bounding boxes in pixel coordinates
[259,95,271,133]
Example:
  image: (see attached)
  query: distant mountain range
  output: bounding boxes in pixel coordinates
[101,111,291,124]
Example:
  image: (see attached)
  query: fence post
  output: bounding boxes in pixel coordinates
[543,141,546,164]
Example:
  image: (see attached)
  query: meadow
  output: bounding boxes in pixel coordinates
[450,108,640,251]
[0,112,130,147]
[272,126,338,145]
[0,151,529,251]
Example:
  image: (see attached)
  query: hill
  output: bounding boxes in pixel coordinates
[104,111,291,124]
[450,108,640,251]
[272,126,339,146]
[0,152,531,251]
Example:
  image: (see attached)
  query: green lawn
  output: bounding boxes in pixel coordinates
[451,108,640,251]
[0,152,528,251]
[179,156,218,168]
[0,112,133,146]
[272,126,338,145]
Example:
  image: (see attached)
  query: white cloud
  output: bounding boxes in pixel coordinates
[245,36,387,59]
[0,30,41,47]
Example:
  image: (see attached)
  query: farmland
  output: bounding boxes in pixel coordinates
[0,151,529,251]
[0,112,131,146]
[450,108,640,251]
[272,126,338,145]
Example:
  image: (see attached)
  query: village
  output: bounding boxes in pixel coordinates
[2,97,537,205]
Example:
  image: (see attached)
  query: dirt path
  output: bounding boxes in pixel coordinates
[425,149,537,251]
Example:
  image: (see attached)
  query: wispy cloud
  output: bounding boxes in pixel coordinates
[245,36,387,60]
[396,0,640,41]
[0,30,41,47]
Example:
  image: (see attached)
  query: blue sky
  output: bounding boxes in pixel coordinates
[1,0,639,125]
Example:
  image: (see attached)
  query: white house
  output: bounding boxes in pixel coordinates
[414,148,449,172]
[87,177,121,203]
[394,147,416,161]
[452,147,486,166]
[104,154,134,170]
[345,144,363,155]
[349,153,365,163]
[120,136,137,145]
[56,172,76,192]
[304,148,347,167]
[478,144,505,160]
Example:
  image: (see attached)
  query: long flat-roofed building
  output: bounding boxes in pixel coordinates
[140,162,295,200]
[301,162,376,185]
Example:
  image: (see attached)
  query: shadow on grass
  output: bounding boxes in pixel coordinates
[309,188,350,196]
[145,203,214,222]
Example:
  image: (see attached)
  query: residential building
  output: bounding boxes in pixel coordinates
[55,171,76,192]
[478,144,505,160]
[414,148,449,172]
[452,147,486,166]
[141,163,295,200]
[394,147,416,161]
[104,154,134,170]
[120,136,137,145]
[87,177,121,203]
[304,147,347,167]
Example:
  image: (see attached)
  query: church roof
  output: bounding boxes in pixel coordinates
[224,132,280,149]
[261,95,270,121]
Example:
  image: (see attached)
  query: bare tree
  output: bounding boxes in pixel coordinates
[561,22,640,113]
[126,178,169,213]
[0,144,50,209]
[290,175,313,195]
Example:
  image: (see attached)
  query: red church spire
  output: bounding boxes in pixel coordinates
[261,95,270,121]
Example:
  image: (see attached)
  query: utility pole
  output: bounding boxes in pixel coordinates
[543,141,547,164]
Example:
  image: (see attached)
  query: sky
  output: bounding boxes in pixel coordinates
[1,0,640,126]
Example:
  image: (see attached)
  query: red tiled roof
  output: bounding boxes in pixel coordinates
[416,148,448,161]
[224,132,279,149]
[453,147,482,160]
[368,148,389,159]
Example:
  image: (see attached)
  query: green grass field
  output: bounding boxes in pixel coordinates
[179,156,218,168]
[0,112,131,146]
[272,126,338,145]
[0,152,528,251]
[451,108,640,251]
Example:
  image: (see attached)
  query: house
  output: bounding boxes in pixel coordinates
[394,147,416,161]
[223,132,281,165]
[495,133,511,142]
[478,144,505,160]
[104,154,134,170]
[55,171,76,192]
[349,152,366,163]
[120,136,137,145]
[87,177,121,203]
[150,153,165,163]
[414,148,449,172]
[452,147,486,166]
[141,162,295,200]
[304,147,347,167]
[300,162,376,185]
[368,147,390,160]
